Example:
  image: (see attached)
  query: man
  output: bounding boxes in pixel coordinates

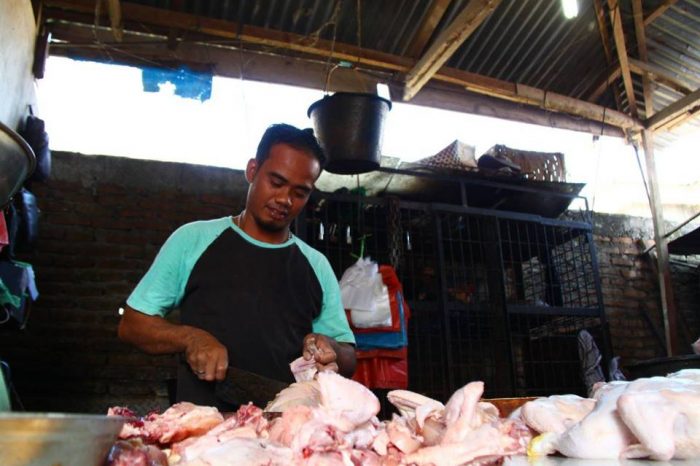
[118,124,356,409]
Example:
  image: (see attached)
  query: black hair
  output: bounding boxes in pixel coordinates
[256,123,326,168]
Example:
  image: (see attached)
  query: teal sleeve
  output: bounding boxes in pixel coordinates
[127,218,230,316]
[126,226,193,316]
[311,255,356,344]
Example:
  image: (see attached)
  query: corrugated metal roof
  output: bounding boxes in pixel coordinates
[49,0,700,146]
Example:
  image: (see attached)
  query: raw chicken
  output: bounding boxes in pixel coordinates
[317,370,380,427]
[387,389,445,446]
[108,403,224,445]
[290,355,318,382]
[403,420,528,466]
[531,381,635,459]
[106,438,169,466]
[402,381,530,465]
[268,405,315,447]
[519,394,595,435]
[530,370,700,461]
[617,373,700,460]
[387,390,445,422]
[283,371,381,457]
[173,437,293,466]
[668,368,700,383]
[385,415,423,454]
[170,404,269,462]
[265,380,321,412]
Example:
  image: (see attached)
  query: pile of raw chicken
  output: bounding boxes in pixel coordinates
[106,366,700,465]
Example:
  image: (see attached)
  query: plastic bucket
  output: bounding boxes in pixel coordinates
[308,92,391,175]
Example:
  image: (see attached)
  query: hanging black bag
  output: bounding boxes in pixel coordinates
[18,111,51,184]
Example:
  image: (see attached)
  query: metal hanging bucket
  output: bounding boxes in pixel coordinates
[0,120,35,209]
[308,92,391,175]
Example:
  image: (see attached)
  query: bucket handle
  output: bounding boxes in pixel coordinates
[323,61,377,96]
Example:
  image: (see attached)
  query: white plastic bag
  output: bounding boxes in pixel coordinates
[339,257,379,312]
[339,257,392,328]
[351,283,391,328]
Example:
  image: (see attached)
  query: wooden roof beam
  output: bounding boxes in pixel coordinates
[645,88,700,132]
[644,0,678,27]
[406,0,453,58]
[607,0,638,118]
[106,0,123,42]
[43,0,642,131]
[592,0,623,110]
[632,0,653,118]
[403,0,501,101]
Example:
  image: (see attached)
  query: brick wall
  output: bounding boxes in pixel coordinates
[1,152,697,413]
[592,214,700,364]
[1,151,248,413]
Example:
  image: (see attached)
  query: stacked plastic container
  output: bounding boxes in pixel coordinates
[346,265,411,389]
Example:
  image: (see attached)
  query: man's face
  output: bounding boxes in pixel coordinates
[245,143,321,233]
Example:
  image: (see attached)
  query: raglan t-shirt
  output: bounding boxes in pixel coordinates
[127,216,354,408]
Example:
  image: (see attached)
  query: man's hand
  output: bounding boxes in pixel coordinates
[118,306,229,381]
[184,328,229,382]
[303,333,339,373]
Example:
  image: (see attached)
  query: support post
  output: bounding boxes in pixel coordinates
[641,130,679,356]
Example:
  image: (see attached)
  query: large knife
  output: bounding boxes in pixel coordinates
[215,366,288,408]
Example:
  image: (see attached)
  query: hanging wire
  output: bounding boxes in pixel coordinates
[92,0,114,62]
[632,141,652,208]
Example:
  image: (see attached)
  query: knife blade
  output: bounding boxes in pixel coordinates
[214,366,288,408]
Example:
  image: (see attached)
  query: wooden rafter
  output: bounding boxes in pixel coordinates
[403,0,501,101]
[43,0,642,131]
[644,0,678,27]
[632,0,653,118]
[645,88,700,132]
[406,0,453,58]
[106,0,123,42]
[607,0,638,118]
[591,0,623,110]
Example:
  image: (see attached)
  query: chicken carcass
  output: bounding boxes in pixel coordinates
[403,419,529,466]
[170,404,270,463]
[108,403,224,445]
[258,371,383,462]
[265,380,321,412]
[317,370,380,428]
[106,438,168,466]
[173,437,293,466]
[617,373,700,460]
[387,389,445,446]
[290,355,318,383]
[519,394,595,435]
[403,382,530,465]
[530,381,635,459]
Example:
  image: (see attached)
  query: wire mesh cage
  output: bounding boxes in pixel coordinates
[299,190,609,401]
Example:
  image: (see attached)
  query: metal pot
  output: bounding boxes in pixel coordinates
[0,120,36,208]
[0,412,125,466]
